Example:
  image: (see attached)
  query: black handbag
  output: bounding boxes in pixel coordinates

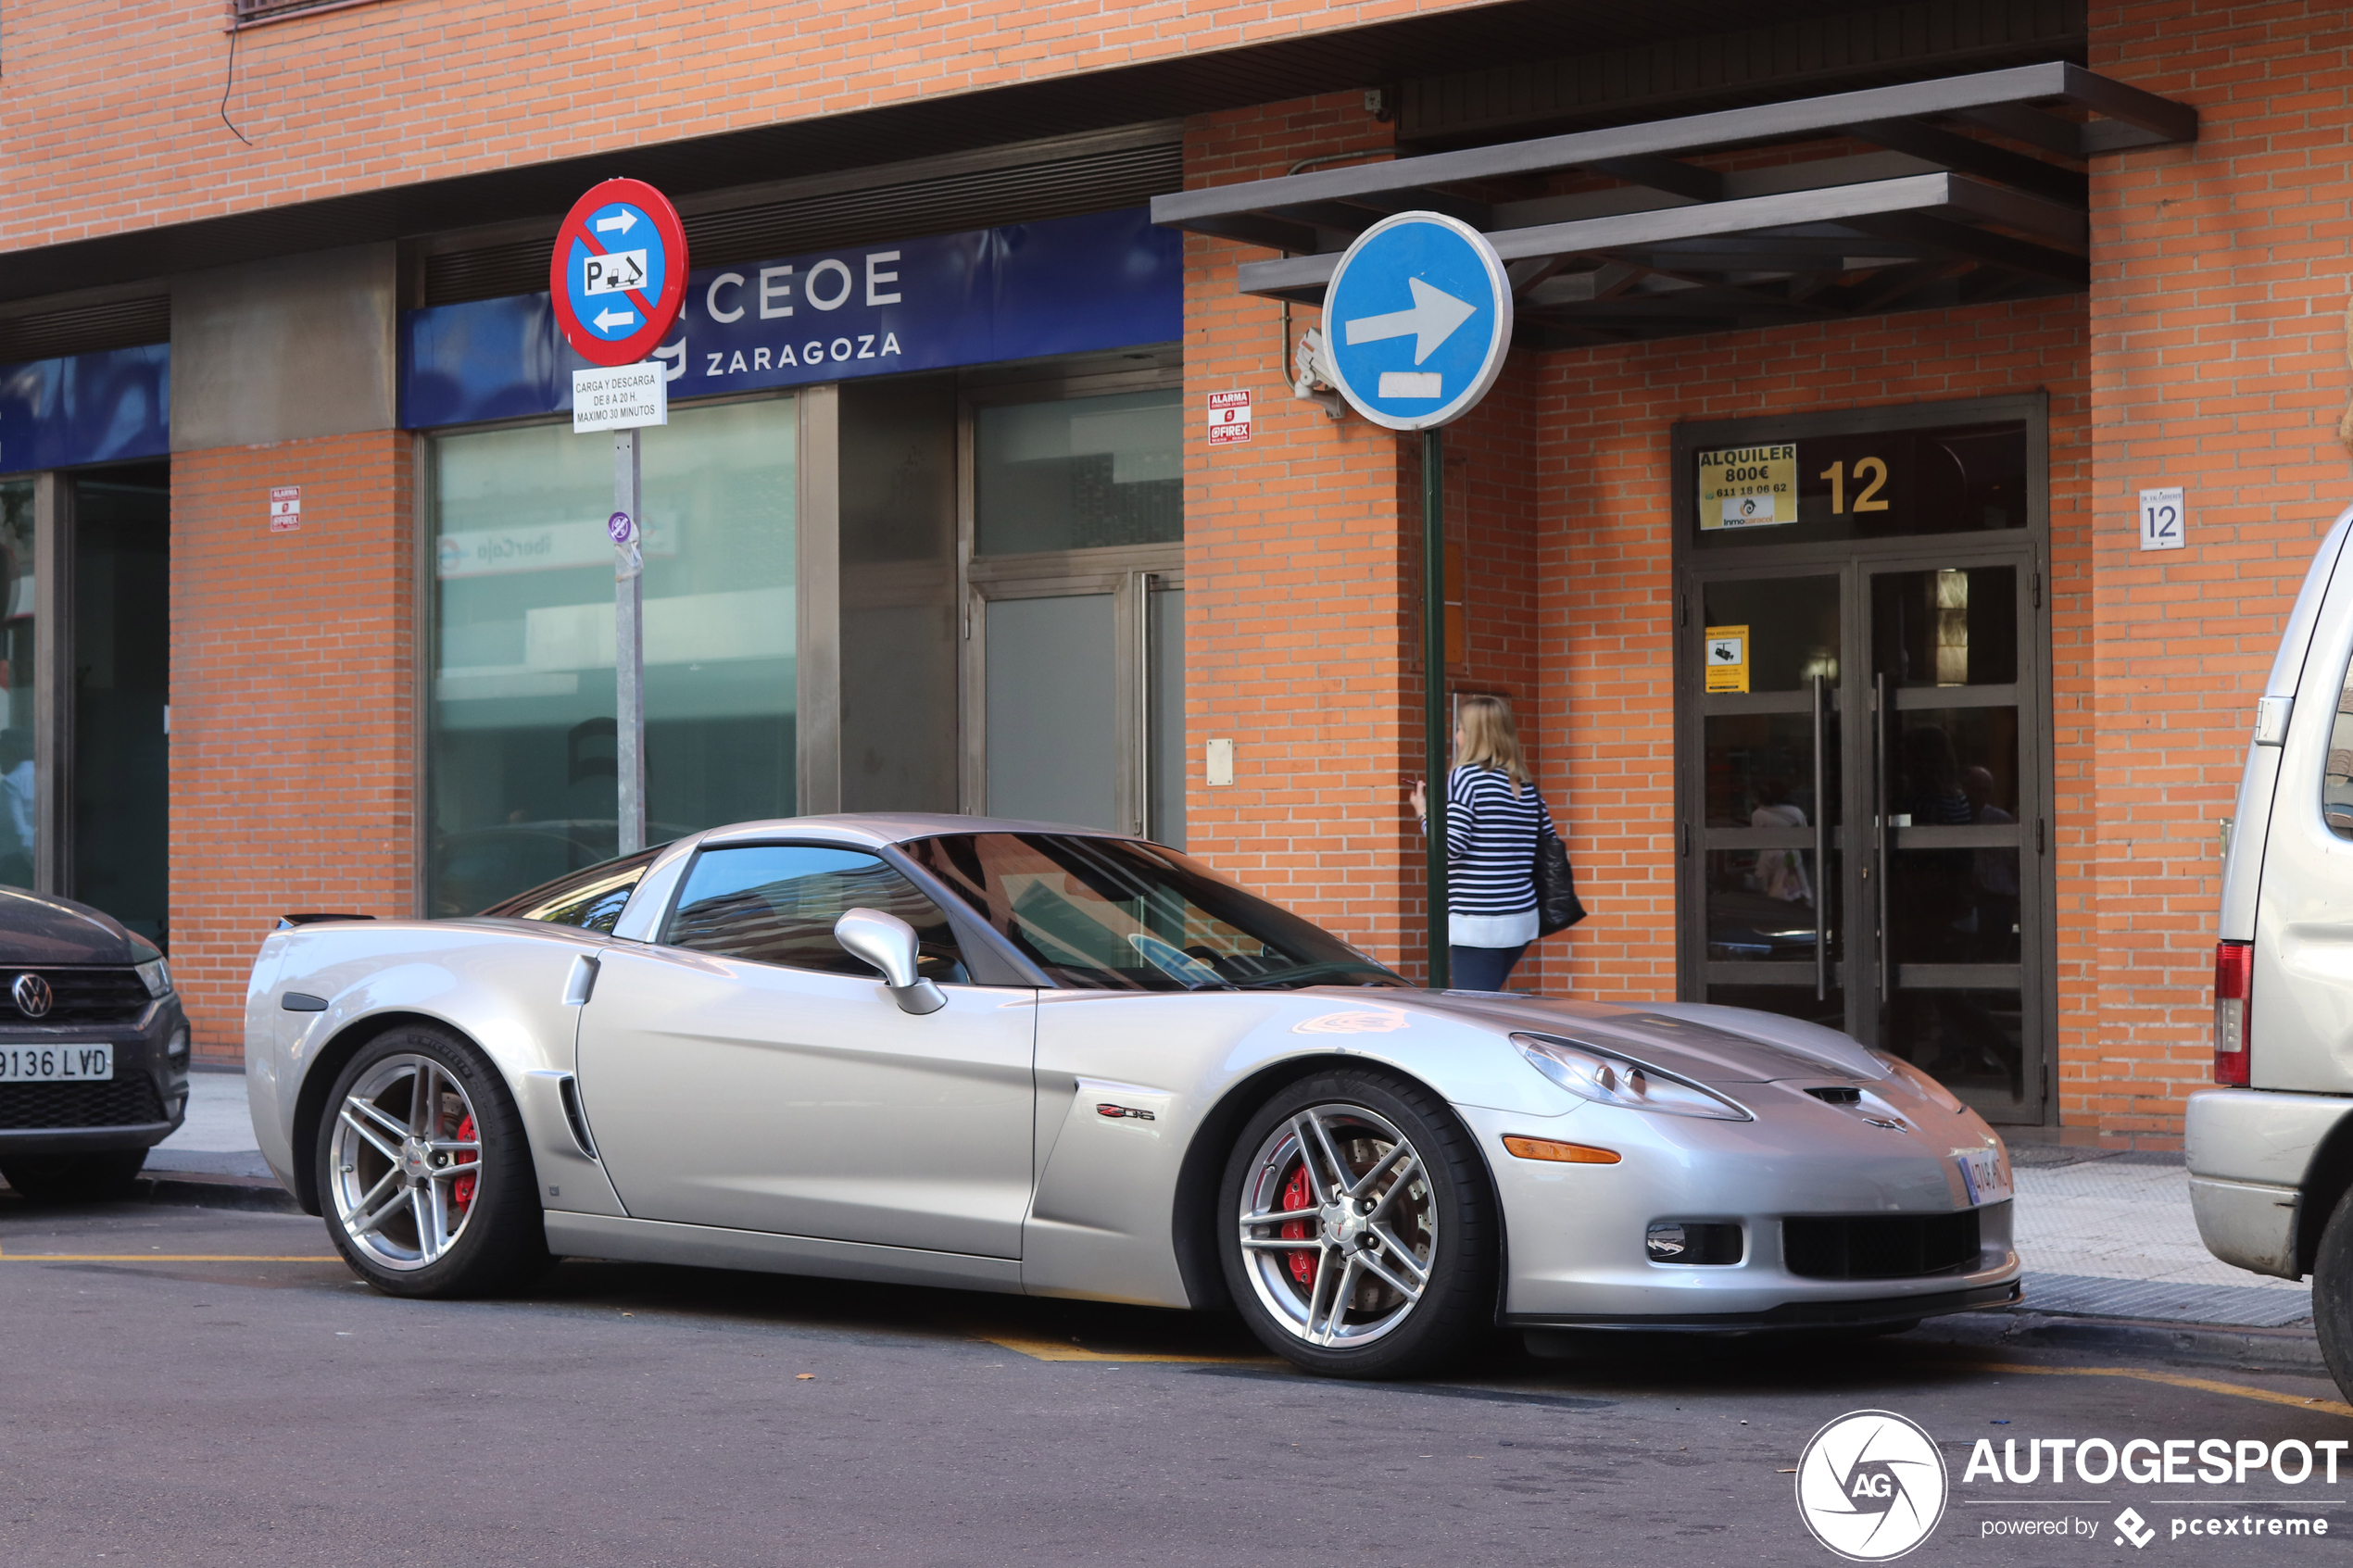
[1534,828,1587,935]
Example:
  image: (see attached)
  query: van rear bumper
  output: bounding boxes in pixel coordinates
[2186,1087,2353,1280]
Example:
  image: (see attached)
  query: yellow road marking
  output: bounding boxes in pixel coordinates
[0,1253,339,1262]
[973,1329,1275,1365]
[1978,1361,2353,1420]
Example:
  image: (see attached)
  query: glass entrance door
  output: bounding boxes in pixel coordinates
[1685,551,2043,1121]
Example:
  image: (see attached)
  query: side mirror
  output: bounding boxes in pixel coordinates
[833,908,947,1016]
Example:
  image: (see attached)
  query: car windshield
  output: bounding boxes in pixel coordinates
[902,833,1403,992]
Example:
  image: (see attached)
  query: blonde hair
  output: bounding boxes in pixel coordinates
[1456,694,1531,796]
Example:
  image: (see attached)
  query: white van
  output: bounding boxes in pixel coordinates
[2193,505,2353,1388]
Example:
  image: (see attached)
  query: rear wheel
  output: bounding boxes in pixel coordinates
[0,1148,147,1202]
[2313,1186,2353,1399]
[1218,1069,1496,1379]
[316,1024,547,1298]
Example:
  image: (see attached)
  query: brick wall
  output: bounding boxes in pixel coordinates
[1,0,1506,255]
[170,433,414,1061]
[2075,0,2353,1141]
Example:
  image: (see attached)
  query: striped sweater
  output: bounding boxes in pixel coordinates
[1441,764,1555,928]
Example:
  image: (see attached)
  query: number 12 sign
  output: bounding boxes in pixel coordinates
[2139,485,2185,552]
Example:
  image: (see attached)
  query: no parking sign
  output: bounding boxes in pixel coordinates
[548,179,689,367]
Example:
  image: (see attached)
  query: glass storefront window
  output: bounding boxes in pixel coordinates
[974,388,1181,555]
[0,480,30,889]
[429,398,798,916]
[72,467,170,944]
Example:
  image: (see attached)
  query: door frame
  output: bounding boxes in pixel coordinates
[956,362,1186,832]
[1669,394,2056,1124]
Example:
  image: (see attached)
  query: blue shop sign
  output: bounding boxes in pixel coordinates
[403,206,1181,429]
[0,345,170,477]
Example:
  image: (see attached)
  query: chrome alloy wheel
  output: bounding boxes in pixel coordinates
[1236,1103,1437,1349]
[329,1052,484,1272]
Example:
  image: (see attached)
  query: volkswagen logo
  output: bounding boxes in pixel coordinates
[12,972,53,1019]
[1794,1410,1948,1561]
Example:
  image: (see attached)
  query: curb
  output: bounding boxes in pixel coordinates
[134,1170,302,1215]
[1911,1308,2327,1375]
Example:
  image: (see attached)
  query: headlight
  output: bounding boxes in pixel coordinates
[1871,1050,1965,1113]
[1511,1033,1752,1121]
[135,958,171,997]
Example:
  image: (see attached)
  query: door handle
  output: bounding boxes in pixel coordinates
[1875,672,1891,998]
[1813,672,1828,1002]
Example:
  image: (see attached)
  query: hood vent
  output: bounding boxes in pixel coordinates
[1806,1085,1864,1105]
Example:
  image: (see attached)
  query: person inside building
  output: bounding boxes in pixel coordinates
[1405,694,1559,993]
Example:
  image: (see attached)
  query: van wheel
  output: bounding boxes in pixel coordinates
[2312,1186,2353,1399]
[1218,1068,1496,1379]
[316,1023,548,1298]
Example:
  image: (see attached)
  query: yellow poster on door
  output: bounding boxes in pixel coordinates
[1704,625,1750,693]
[1696,445,1797,530]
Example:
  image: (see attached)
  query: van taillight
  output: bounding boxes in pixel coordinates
[2215,940,2253,1086]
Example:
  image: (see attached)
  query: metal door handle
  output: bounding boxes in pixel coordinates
[1813,672,1828,1001]
[1875,671,1891,997]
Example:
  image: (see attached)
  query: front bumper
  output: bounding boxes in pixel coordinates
[1462,1099,2023,1325]
[0,996,189,1157]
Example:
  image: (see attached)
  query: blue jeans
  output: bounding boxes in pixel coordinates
[1449,943,1528,992]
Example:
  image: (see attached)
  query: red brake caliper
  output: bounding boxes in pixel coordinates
[452,1113,478,1213]
[1279,1163,1315,1286]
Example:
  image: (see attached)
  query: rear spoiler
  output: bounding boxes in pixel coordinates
[276,912,376,930]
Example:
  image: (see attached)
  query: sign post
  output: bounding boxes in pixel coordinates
[1318,212,1513,989]
[551,179,688,856]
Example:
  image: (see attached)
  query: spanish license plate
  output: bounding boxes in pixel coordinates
[1955,1146,2012,1206]
[0,1043,112,1082]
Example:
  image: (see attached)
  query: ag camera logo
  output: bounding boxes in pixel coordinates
[1795,1411,1949,1561]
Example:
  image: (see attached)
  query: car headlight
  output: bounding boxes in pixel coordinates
[1511,1033,1752,1121]
[1871,1050,1965,1113]
[135,958,171,997]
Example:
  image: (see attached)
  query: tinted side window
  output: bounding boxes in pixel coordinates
[664,845,968,982]
[2328,680,2353,838]
[481,847,662,932]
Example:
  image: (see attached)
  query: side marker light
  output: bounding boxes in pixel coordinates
[1502,1135,1619,1164]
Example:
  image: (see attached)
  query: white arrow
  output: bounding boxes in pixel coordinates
[1342,276,1478,365]
[593,307,637,331]
[595,212,637,234]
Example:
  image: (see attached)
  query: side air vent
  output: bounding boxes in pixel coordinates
[1806,1085,1863,1105]
[557,1074,599,1161]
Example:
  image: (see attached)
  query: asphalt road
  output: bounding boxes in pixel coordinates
[4,1198,2352,1568]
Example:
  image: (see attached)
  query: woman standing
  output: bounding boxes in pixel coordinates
[1406,694,1559,992]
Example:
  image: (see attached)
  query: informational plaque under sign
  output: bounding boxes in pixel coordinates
[1697,445,1797,530]
[572,362,670,433]
[1704,624,1750,693]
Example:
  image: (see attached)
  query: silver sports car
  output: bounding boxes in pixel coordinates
[245,815,2020,1378]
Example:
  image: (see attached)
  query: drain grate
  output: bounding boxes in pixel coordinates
[2019,1272,2313,1329]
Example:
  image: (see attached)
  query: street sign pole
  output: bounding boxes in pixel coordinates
[613,432,646,854]
[1315,210,1510,991]
[551,177,687,863]
[1421,426,1449,991]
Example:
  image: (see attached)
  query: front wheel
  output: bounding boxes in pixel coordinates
[316,1024,548,1298]
[1218,1069,1497,1379]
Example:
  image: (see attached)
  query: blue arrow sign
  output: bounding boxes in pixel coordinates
[562,201,673,345]
[1321,213,1512,431]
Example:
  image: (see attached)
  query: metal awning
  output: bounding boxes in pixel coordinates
[1151,63,2195,347]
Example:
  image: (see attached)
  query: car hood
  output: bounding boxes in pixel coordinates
[0,885,147,964]
[1393,990,1891,1085]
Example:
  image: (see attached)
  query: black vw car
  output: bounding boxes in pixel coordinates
[0,888,187,1200]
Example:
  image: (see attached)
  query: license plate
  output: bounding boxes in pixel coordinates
[1955,1145,2012,1206]
[0,1043,112,1082]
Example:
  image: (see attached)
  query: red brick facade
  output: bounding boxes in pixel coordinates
[170,434,416,1060]
[8,0,2344,1137]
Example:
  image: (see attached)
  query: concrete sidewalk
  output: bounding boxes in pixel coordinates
[149,1068,276,1181]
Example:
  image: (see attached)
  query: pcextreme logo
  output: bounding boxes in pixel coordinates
[1795,1411,1949,1562]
